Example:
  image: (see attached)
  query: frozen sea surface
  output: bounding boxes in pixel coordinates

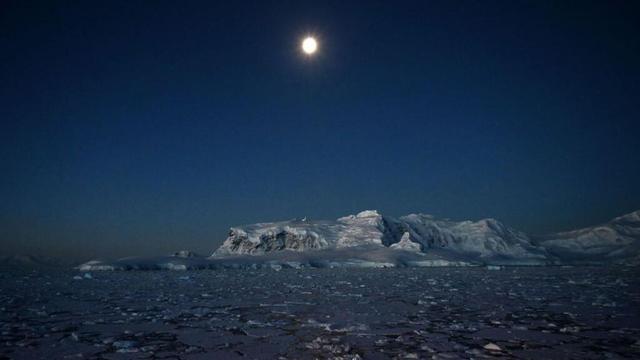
[1,267,639,359]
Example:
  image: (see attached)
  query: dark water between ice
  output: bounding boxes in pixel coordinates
[1,267,639,359]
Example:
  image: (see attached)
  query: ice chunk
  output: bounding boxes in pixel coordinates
[483,343,502,351]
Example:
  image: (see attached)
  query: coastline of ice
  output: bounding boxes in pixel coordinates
[73,209,640,271]
[78,247,478,271]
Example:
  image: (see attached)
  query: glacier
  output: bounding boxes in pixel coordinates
[78,209,640,270]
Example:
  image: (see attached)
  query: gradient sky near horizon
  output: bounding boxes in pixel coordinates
[1,1,639,259]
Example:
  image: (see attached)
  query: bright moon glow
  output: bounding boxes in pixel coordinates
[302,37,318,54]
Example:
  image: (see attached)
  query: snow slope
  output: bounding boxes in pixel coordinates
[389,232,422,252]
[399,214,547,263]
[534,210,640,264]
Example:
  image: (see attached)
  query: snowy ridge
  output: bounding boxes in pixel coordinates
[213,209,640,265]
[213,210,548,264]
[399,214,546,262]
[214,210,402,256]
[534,210,640,264]
[77,209,640,270]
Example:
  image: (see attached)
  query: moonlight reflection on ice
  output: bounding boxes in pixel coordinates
[0,267,638,358]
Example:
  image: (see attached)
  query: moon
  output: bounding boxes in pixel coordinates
[302,37,318,55]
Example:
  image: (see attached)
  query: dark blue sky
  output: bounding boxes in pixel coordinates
[1,1,639,259]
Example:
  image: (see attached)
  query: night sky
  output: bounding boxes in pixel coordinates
[1,1,639,259]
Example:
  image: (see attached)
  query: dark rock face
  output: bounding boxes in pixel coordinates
[224,230,254,254]
[223,229,326,255]
[379,217,407,247]
[255,231,325,252]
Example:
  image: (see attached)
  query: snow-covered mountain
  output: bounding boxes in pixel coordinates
[213,210,549,264]
[213,209,640,265]
[214,210,400,256]
[77,209,640,271]
[398,214,547,263]
[534,210,640,264]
